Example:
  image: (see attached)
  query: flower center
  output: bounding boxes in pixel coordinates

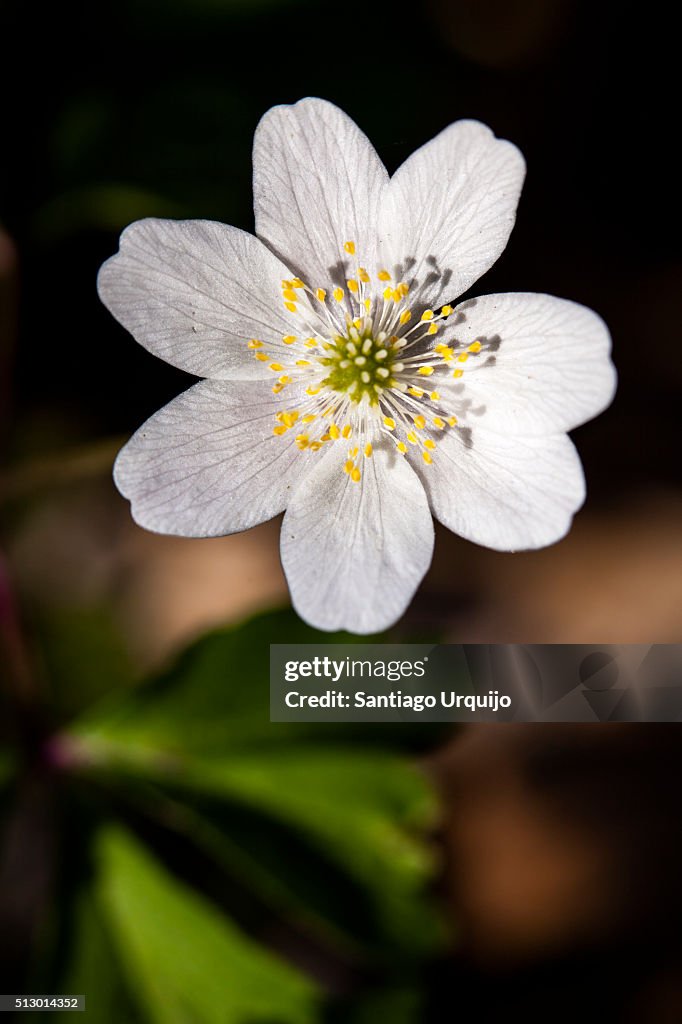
[245,240,484,482]
[320,328,395,404]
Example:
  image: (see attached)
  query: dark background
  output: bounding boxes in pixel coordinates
[2,1,682,1022]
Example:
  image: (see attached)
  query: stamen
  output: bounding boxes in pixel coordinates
[267,239,467,479]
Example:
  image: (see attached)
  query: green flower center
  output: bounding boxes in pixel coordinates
[320,330,396,405]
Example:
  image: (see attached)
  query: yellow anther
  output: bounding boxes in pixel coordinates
[383,416,396,430]
[397,282,409,298]
[427,324,439,335]
[364,443,373,457]
[359,267,370,282]
[273,425,287,436]
[413,415,426,430]
[283,335,296,345]
[363,298,371,311]
[344,459,354,475]
[295,359,311,367]
[430,391,440,401]
[417,365,434,376]
[272,385,284,394]
[281,279,293,289]
[284,301,297,313]
[422,451,433,465]
[281,412,299,427]
[378,269,391,281]
[433,417,445,429]
[269,363,283,371]
[282,288,298,302]
[304,338,317,348]
[351,467,361,483]
[278,375,291,384]
[383,286,393,301]
[421,309,434,321]
[408,386,424,397]
[406,431,418,444]
[349,446,359,458]
[302,414,316,423]
[320,433,331,442]
[458,352,469,363]
[396,441,407,454]
[333,287,344,302]
[347,278,359,293]
[310,441,322,451]
[292,278,305,289]
[448,416,458,427]
[342,424,352,439]
[247,339,263,349]
[441,305,453,316]
[255,352,270,362]
[424,438,436,451]
[344,240,356,255]
[329,424,340,440]
[452,369,464,379]
[468,340,482,353]
[316,288,327,302]
[391,288,402,303]
[436,346,454,361]
[399,310,412,325]
[295,434,309,449]
[306,386,321,395]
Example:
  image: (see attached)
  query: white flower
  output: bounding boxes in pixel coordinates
[98,98,616,634]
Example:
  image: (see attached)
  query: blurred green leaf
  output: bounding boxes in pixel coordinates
[168,750,437,944]
[95,825,318,1024]
[66,608,444,954]
[50,883,142,1024]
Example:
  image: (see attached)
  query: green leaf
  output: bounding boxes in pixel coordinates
[49,884,142,1024]
[67,609,445,954]
[95,825,318,1024]
[169,750,437,937]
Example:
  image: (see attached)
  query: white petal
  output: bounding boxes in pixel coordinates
[442,293,616,434]
[415,427,585,551]
[253,98,389,289]
[380,120,525,308]
[280,442,434,633]
[114,380,310,537]
[98,219,297,380]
